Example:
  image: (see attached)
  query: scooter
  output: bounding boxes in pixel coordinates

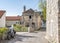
[6,29,16,40]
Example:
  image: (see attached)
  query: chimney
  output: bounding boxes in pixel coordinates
[24,5,26,12]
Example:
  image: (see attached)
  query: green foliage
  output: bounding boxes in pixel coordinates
[21,27,28,32]
[0,27,8,39]
[0,27,8,34]
[38,0,46,21]
[13,24,28,32]
[43,7,46,21]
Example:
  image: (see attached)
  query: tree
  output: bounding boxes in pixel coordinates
[38,0,46,21]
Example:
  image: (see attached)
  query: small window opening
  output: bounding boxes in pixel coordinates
[29,15,31,19]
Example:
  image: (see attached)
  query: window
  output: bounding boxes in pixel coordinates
[26,25,29,27]
[32,22,35,28]
[29,15,31,19]
[20,22,21,24]
[16,22,19,24]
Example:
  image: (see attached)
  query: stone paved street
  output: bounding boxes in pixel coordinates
[3,31,48,43]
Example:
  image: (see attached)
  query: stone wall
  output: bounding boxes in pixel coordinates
[0,13,6,27]
[46,0,59,43]
[22,12,41,30]
[6,21,20,26]
[58,0,60,43]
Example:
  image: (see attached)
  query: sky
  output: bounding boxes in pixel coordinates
[0,0,40,16]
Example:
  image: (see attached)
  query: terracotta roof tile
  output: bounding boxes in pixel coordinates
[0,10,6,18]
[6,16,22,21]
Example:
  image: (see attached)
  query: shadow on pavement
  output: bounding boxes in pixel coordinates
[2,33,36,43]
[15,34,36,41]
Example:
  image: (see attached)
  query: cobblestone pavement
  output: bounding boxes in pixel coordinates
[3,31,48,43]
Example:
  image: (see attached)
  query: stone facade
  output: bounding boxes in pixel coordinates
[22,6,41,30]
[6,16,21,27]
[46,0,60,43]
[0,10,6,27]
[6,6,41,30]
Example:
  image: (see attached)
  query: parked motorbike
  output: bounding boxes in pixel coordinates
[6,29,16,40]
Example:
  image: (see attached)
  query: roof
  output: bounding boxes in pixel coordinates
[23,8,34,14]
[0,10,6,18]
[6,16,22,21]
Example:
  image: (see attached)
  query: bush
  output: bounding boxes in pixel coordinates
[0,28,8,33]
[20,27,28,32]
[0,27,8,40]
[13,24,28,32]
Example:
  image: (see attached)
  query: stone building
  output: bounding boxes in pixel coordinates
[6,6,41,31]
[0,10,6,27]
[46,0,60,43]
[6,16,21,27]
[22,6,41,30]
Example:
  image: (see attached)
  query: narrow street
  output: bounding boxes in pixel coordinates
[3,31,48,43]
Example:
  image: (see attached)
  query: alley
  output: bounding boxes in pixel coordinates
[2,31,48,43]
